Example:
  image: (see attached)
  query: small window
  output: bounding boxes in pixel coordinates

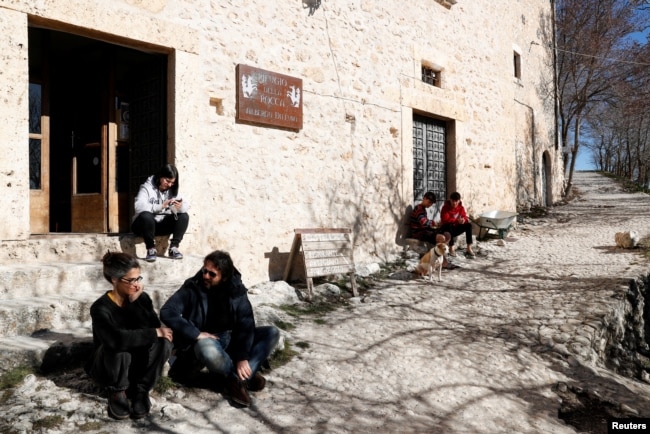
[513,51,521,79]
[421,65,441,88]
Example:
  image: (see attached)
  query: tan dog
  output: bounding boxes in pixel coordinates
[415,242,449,282]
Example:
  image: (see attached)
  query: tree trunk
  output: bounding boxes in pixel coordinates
[564,118,581,196]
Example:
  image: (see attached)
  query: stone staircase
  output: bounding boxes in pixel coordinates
[0,234,204,373]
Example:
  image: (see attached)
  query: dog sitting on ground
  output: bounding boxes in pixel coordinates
[415,242,449,282]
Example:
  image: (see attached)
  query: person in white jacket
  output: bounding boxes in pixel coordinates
[131,164,189,262]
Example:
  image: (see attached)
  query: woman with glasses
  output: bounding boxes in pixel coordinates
[131,163,190,262]
[85,252,173,420]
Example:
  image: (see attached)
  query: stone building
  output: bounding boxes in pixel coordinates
[1,0,560,286]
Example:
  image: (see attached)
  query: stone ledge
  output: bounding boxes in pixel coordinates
[403,238,431,255]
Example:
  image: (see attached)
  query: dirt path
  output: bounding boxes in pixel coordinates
[2,171,650,433]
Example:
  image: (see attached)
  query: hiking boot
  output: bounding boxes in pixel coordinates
[131,391,151,419]
[246,372,266,392]
[107,390,130,420]
[226,377,251,407]
[168,246,183,260]
[145,248,157,262]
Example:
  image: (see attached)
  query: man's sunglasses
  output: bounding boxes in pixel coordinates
[202,268,218,278]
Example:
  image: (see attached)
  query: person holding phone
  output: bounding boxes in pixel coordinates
[131,164,190,262]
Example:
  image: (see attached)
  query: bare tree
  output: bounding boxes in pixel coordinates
[582,25,650,188]
[555,0,642,195]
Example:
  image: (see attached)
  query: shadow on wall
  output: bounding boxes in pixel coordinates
[396,205,413,245]
[265,246,306,282]
[302,0,322,16]
[262,148,408,281]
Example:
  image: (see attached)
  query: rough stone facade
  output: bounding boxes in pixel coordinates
[0,0,561,285]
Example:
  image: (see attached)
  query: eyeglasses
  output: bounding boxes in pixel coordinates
[120,276,143,285]
[202,268,218,278]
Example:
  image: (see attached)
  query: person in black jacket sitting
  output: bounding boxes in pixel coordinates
[85,252,173,420]
[160,250,280,408]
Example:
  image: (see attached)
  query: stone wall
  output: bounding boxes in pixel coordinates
[0,0,561,285]
[601,274,650,381]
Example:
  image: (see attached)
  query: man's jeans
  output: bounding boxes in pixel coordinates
[193,326,280,380]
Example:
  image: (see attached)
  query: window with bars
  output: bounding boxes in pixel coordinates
[421,65,441,88]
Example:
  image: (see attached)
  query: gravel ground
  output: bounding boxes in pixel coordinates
[1,171,650,434]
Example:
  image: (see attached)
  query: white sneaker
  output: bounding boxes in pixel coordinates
[145,248,157,262]
[168,246,183,260]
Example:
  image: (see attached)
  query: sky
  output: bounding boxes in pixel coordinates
[574,148,594,171]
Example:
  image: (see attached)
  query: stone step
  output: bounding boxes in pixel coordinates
[0,253,203,341]
[0,233,198,266]
[0,280,303,374]
[0,281,185,339]
[0,254,203,298]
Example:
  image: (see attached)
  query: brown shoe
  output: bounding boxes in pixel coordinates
[227,377,251,407]
[247,372,266,392]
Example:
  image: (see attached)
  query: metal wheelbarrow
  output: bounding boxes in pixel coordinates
[471,210,518,240]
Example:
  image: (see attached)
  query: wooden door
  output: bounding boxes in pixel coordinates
[29,82,50,234]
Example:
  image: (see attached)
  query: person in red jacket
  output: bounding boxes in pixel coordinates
[440,191,476,258]
[85,252,173,420]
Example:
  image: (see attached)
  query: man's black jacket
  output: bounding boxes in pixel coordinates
[160,269,256,362]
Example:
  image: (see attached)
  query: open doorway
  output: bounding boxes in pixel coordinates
[28,27,168,234]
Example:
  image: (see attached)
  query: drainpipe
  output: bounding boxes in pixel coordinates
[551,0,560,153]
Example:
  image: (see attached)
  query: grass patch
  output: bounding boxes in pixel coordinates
[0,424,19,434]
[32,415,64,431]
[0,389,13,405]
[373,260,406,279]
[518,205,549,219]
[313,318,327,325]
[154,374,178,395]
[269,340,298,369]
[274,319,296,331]
[0,366,34,390]
[279,302,339,318]
[601,171,650,194]
[77,422,104,432]
[295,341,310,349]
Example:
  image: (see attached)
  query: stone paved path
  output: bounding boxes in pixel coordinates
[1,171,650,433]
